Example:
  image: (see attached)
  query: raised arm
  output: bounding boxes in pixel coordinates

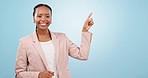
[67,13,94,60]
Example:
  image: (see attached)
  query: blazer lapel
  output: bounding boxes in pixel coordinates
[50,32,60,74]
[32,31,49,70]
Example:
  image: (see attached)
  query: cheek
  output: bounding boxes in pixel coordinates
[48,19,52,23]
[34,18,39,23]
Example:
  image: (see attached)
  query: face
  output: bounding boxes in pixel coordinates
[34,6,52,30]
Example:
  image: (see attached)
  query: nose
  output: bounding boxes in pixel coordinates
[41,16,46,21]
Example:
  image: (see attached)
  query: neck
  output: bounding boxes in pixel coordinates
[36,28,52,42]
[36,29,49,35]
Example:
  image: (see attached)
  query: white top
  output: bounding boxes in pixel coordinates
[40,40,58,78]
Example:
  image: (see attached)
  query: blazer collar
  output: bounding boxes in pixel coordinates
[32,30,57,43]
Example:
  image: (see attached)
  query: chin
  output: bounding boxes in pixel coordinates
[38,27,48,30]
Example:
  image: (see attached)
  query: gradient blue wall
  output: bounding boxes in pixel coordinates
[0,0,148,78]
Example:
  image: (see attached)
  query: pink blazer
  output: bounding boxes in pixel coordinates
[15,31,92,78]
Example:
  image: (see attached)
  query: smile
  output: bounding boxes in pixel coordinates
[40,23,46,26]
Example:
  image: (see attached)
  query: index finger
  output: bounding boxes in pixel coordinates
[87,12,92,19]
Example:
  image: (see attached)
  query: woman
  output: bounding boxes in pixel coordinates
[15,4,94,78]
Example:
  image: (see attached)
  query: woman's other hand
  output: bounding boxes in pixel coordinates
[38,71,54,78]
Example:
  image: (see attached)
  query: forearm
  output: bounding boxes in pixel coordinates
[68,32,92,60]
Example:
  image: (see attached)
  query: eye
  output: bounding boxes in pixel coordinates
[46,16,50,18]
[37,15,42,18]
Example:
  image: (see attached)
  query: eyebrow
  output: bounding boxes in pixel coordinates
[37,13,50,15]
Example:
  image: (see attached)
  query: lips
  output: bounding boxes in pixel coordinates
[40,23,46,26]
[38,21,50,28]
[39,22,48,27]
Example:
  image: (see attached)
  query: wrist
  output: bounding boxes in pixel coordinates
[82,29,88,32]
[82,27,88,32]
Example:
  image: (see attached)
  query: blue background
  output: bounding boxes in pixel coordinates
[0,0,148,78]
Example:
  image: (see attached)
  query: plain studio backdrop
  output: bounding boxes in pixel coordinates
[0,0,148,78]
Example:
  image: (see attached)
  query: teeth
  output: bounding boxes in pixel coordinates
[40,24,46,25]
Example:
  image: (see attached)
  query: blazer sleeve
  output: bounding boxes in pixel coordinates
[66,32,92,60]
[15,40,39,78]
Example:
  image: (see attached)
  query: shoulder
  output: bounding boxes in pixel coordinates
[52,32,67,39]
[52,32,65,35]
[19,33,33,45]
[52,32,67,38]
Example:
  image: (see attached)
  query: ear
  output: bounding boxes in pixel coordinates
[33,17,35,23]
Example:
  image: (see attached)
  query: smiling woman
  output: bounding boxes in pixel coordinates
[33,4,52,32]
[15,3,94,78]
[0,0,148,78]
